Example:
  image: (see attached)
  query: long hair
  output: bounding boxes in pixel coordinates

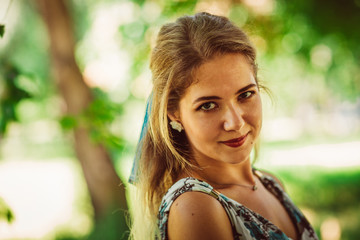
[130,12,261,240]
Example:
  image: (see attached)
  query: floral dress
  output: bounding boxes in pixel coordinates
[157,170,318,240]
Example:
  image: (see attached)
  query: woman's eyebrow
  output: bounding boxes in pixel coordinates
[193,83,257,105]
[235,83,257,95]
[193,95,222,104]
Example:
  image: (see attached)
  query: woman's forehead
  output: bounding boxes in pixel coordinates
[186,54,256,96]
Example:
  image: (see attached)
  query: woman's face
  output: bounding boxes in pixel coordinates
[172,53,262,166]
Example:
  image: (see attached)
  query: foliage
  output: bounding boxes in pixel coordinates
[60,88,125,152]
[0,61,33,136]
[86,207,130,240]
[0,0,359,239]
[277,167,360,240]
[56,207,129,240]
[0,197,14,223]
[0,1,51,136]
[0,24,4,38]
[1,0,14,38]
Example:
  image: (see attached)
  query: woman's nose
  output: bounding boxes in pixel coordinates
[223,105,245,131]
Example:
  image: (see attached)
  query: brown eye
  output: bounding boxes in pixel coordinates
[200,102,216,111]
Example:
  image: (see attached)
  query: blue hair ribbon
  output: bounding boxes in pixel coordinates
[128,92,153,184]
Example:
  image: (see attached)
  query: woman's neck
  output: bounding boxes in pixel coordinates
[188,157,256,186]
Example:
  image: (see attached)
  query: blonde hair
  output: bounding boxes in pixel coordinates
[130,12,261,240]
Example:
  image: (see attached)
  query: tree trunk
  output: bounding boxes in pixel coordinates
[35,0,128,228]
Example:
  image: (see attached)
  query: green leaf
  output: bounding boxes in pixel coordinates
[6,209,14,223]
[0,197,15,223]
[60,115,78,130]
[0,24,5,38]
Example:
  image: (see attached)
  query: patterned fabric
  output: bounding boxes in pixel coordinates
[157,171,318,240]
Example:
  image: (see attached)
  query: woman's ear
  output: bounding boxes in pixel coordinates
[168,110,184,132]
[167,110,181,123]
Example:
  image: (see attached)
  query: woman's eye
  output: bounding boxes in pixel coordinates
[239,91,254,100]
[200,102,216,111]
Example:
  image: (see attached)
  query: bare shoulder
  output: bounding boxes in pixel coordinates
[167,191,233,240]
[257,169,286,191]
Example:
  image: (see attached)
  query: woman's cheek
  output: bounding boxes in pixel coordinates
[191,115,217,138]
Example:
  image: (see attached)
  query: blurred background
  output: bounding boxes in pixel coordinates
[0,0,359,239]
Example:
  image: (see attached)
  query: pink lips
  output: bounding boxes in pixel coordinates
[220,133,248,148]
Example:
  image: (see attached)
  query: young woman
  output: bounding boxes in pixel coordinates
[129,12,318,240]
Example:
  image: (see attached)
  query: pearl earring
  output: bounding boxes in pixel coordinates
[170,121,184,132]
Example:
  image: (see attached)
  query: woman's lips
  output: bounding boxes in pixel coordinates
[220,133,248,148]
